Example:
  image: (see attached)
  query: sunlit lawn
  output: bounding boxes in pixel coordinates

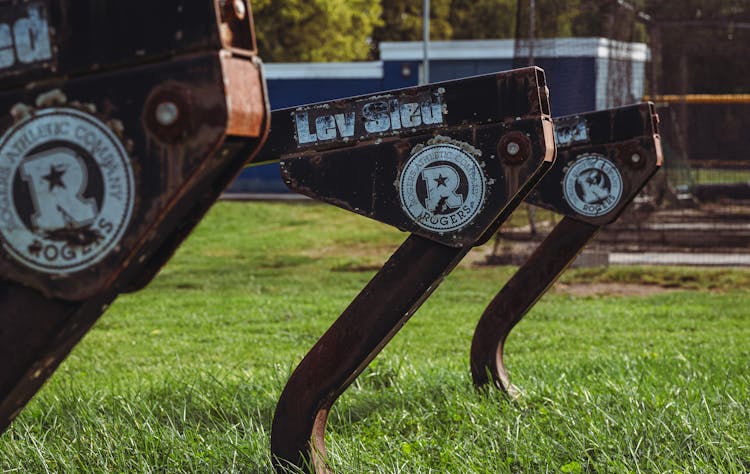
[1,202,748,473]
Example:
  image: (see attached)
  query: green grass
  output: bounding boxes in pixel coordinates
[1,202,748,473]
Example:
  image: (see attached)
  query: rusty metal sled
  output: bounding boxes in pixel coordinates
[0,0,270,433]
[255,68,556,472]
[266,101,661,472]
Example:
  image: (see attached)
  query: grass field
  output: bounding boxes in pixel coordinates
[1,202,748,473]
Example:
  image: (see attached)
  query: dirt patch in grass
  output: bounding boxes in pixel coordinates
[302,243,398,260]
[304,242,493,272]
[553,282,679,297]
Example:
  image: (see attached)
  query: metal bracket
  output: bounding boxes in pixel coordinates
[470,103,663,395]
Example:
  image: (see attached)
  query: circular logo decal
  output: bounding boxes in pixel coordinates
[0,108,135,274]
[563,153,623,217]
[399,143,486,233]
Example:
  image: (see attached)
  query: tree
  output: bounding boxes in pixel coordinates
[510,0,591,38]
[373,0,600,44]
[372,0,453,45]
[252,0,383,62]
[449,0,516,39]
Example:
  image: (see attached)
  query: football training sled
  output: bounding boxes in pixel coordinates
[253,67,556,472]
[0,3,663,474]
[0,0,270,433]
[470,103,663,396]
[263,97,661,472]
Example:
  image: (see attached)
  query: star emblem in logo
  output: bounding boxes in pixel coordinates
[434,174,448,188]
[42,164,66,191]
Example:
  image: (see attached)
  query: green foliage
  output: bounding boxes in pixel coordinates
[530,0,581,38]
[252,0,383,62]
[251,0,603,61]
[249,0,748,64]
[448,0,516,40]
[0,202,748,472]
[373,0,453,43]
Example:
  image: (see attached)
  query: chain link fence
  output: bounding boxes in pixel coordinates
[490,0,750,265]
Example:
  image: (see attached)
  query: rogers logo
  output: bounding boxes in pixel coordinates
[0,3,53,72]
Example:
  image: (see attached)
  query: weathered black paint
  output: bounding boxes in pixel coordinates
[254,67,550,164]
[0,1,255,88]
[526,103,662,225]
[0,0,269,435]
[275,69,555,247]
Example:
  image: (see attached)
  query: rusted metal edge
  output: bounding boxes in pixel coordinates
[470,217,599,394]
[111,52,271,295]
[222,54,267,138]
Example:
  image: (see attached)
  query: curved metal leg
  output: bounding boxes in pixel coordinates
[473,103,663,394]
[271,235,467,473]
[0,282,115,433]
[470,217,599,393]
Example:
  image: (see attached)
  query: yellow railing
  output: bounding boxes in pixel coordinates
[644,94,750,104]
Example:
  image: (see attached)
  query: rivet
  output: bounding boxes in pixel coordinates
[233,0,247,20]
[506,141,521,156]
[631,153,641,163]
[155,102,179,126]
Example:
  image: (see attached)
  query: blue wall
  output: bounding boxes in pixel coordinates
[266,65,419,108]
[269,78,385,109]
[430,59,514,82]
[533,57,597,116]
[264,58,597,117]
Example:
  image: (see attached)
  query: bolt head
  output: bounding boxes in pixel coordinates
[233,0,247,20]
[506,141,521,156]
[155,102,179,127]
